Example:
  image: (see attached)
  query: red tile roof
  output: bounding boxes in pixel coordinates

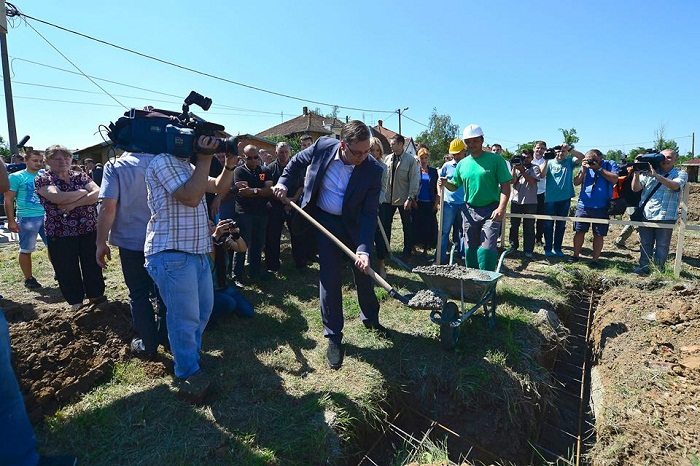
[257,110,345,138]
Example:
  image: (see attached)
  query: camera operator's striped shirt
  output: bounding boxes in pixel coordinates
[144,154,212,256]
[639,168,688,221]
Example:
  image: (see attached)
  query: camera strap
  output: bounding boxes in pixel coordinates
[638,172,669,211]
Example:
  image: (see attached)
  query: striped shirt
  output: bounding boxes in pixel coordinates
[639,167,688,221]
[144,154,212,256]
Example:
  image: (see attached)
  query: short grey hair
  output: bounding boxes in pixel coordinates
[276,142,289,152]
[45,144,72,160]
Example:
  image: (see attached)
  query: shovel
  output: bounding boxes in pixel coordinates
[377,216,412,272]
[286,201,439,309]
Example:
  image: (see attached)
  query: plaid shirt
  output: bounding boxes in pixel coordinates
[144,154,212,256]
[639,167,688,221]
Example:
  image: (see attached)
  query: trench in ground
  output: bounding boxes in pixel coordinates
[346,286,600,466]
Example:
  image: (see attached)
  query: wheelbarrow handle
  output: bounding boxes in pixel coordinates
[286,200,398,295]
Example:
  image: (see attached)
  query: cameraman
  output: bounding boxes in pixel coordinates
[508,149,540,258]
[96,152,169,359]
[144,138,237,400]
[571,149,618,266]
[631,149,687,274]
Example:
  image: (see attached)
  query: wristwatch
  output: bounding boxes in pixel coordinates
[253,188,259,195]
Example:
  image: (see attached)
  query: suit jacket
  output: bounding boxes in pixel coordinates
[278,137,383,255]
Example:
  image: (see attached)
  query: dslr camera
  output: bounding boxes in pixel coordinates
[632,149,664,172]
[107,91,240,158]
[510,156,523,166]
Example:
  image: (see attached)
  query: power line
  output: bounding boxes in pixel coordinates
[401,113,428,128]
[13,9,396,114]
[17,12,127,110]
[8,58,297,114]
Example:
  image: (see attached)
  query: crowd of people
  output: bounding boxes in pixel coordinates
[0,120,691,465]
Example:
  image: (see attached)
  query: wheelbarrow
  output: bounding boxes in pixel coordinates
[412,249,509,350]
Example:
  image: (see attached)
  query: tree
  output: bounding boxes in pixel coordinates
[652,125,679,153]
[0,135,11,161]
[515,141,537,154]
[415,108,459,166]
[605,149,625,162]
[628,146,648,160]
[266,135,301,155]
[559,128,580,146]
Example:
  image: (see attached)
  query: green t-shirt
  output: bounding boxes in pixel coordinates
[450,152,511,207]
[8,169,45,217]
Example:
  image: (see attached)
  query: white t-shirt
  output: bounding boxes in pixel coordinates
[533,157,546,195]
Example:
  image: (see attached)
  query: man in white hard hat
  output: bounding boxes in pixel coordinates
[438,124,511,271]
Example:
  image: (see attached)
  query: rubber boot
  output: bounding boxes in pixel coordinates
[466,247,479,269]
[477,247,498,271]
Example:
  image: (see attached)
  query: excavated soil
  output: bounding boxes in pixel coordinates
[589,281,700,465]
[407,289,444,309]
[687,183,700,222]
[4,300,167,421]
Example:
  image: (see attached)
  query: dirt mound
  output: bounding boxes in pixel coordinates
[589,282,700,465]
[687,183,700,222]
[7,301,134,421]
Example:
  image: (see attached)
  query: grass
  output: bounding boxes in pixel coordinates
[4,209,697,465]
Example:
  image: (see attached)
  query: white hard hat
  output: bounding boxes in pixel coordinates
[462,124,484,140]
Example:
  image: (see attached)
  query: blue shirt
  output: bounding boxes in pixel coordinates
[99,153,156,251]
[545,157,576,203]
[639,167,688,221]
[8,169,45,217]
[418,171,432,202]
[439,161,465,205]
[317,150,354,215]
[577,160,619,209]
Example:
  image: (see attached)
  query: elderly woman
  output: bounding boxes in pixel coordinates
[35,145,105,310]
[412,147,439,255]
[369,137,389,278]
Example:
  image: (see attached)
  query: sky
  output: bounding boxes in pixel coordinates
[2,0,700,155]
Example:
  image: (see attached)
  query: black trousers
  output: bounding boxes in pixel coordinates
[47,231,105,305]
[265,202,306,271]
[380,203,414,256]
[535,192,545,243]
[509,203,537,253]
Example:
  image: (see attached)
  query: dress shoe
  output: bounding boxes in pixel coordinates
[326,340,345,370]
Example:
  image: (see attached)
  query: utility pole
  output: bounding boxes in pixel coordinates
[0,1,17,154]
[692,132,695,157]
[397,107,408,135]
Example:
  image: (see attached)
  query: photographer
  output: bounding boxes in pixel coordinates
[96,152,169,360]
[571,149,619,266]
[508,149,540,258]
[232,145,273,284]
[210,219,254,323]
[144,137,236,400]
[631,149,687,274]
[540,144,584,257]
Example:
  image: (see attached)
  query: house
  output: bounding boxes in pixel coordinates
[73,141,123,165]
[682,158,700,183]
[256,107,345,143]
[372,120,417,158]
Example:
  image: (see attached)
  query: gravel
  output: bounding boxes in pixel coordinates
[412,264,494,282]
[407,289,444,309]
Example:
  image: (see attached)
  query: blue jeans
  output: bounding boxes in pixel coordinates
[439,202,465,263]
[638,223,674,270]
[233,213,268,279]
[544,199,571,252]
[145,251,213,379]
[119,247,168,355]
[0,313,39,466]
[212,287,254,320]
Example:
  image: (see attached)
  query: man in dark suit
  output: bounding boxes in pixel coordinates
[273,120,388,369]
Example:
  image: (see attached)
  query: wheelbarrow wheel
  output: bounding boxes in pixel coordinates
[440,302,460,350]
